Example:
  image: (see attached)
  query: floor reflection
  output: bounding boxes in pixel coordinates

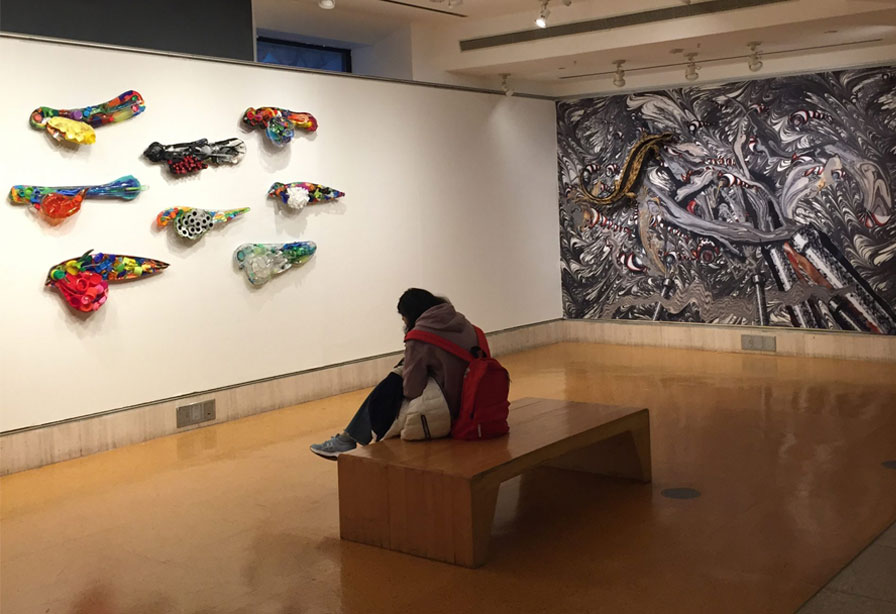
[2,343,894,613]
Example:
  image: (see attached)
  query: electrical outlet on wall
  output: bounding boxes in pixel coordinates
[176,400,216,428]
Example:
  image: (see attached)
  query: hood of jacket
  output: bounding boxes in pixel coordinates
[414,303,469,334]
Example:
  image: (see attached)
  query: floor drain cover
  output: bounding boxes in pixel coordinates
[661,487,701,499]
[883,460,896,470]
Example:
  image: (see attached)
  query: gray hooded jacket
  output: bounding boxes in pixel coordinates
[402,303,479,418]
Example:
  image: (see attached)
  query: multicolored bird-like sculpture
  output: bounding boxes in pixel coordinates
[46,250,169,313]
[8,175,146,222]
[156,207,250,240]
[30,90,146,145]
[267,181,344,212]
[143,138,246,175]
[234,242,317,286]
[242,107,318,145]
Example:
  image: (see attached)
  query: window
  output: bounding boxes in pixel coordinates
[257,37,351,73]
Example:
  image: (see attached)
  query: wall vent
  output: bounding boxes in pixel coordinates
[176,400,216,428]
[741,334,777,352]
[459,0,790,51]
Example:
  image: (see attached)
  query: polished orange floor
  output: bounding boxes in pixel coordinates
[2,343,895,614]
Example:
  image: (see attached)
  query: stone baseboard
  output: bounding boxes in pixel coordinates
[3,317,891,475]
[562,319,896,362]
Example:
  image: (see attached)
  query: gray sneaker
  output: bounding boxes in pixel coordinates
[310,433,357,460]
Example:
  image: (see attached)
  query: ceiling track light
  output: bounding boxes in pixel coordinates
[534,0,570,28]
[747,41,763,72]
[612,60,626,88]
[684,52,699,82]
[318,0,335,8]
[500,73,514,97]
[535,0,550,28]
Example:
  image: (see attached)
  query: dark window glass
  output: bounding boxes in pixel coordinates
[257,37,351,73]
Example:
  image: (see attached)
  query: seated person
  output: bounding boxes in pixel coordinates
[310,288,479,459]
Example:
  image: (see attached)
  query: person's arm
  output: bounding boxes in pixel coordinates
[402,340,429,400]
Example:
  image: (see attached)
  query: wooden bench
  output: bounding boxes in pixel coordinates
[337,397,651,567]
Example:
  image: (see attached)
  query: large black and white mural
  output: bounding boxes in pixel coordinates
[558,67,896,334]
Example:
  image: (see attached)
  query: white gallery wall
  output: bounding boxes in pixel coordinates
[0,36,561,432]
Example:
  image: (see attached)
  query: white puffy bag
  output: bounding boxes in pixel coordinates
[382,376,452,441]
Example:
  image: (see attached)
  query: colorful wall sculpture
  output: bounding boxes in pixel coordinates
[234,241,317,286]
[156,206,249,240]
[9,175,145,221]
[267,181,344,212]
[242,107,318,145]
[30,90,145,145]
[557,67,896,334]
[143,138,246,175]
[46,250,168,313]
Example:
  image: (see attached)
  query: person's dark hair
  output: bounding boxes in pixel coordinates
[397,288,447,331]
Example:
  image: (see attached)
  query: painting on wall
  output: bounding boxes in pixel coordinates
[557,67,896,334]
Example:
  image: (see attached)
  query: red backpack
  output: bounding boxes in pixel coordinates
[404,326,510,440]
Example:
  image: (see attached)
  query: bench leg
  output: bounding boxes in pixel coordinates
[456,483,499,568]
[339,454,499,567]
[544,419,652,483]
[338,453,391,549]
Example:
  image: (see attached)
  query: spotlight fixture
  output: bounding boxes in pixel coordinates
[612,60,626,88]
[684,53,699,81]
[535,0,550,28]
[747,42,763,72]
[318,0,335,8]
[500,73,514,97]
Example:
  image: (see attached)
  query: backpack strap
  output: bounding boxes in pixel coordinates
[473,326,491,358]
[405,326,491,362]
[404,330,473,362]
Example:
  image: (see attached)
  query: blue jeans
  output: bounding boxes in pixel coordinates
[344,371,404,445]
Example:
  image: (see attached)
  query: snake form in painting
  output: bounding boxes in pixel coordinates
[242,107,318,145]
[143,138,247,175]
[575,132,676,215]
[46,250,169,313]
[30,90,146,145]
[8,176,145,221]
[156,207,250,240]
[267,182,344,212]
[234,242,317,286]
